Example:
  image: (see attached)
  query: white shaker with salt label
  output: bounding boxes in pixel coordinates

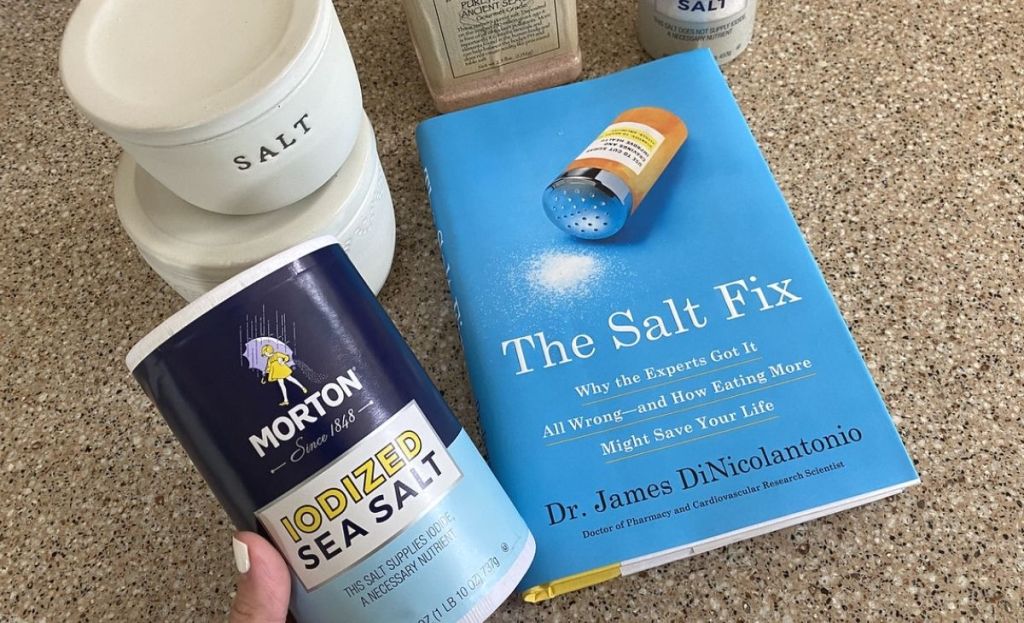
[60,0,363,215]
[637,0,759,64]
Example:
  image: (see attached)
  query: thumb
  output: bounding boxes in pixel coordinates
[230,531,292,623]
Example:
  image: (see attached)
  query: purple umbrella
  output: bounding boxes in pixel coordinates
[242,337,293,374]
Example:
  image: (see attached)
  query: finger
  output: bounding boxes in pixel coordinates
[229,531,292,623]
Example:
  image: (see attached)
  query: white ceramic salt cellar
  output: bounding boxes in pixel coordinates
[115,115,395,301]
[60,0,363,215]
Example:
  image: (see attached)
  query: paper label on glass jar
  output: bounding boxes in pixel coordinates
[654,0,748,24]
[575,122,666,174]
[429,0,562,78]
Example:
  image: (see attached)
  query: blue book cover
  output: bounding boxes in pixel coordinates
[416,50,919,601]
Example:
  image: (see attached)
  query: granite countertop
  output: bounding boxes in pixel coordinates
[1,1,1021,620]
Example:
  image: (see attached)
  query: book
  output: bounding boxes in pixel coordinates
[415,50,919,602]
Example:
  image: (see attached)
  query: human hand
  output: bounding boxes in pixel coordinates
[230,532,291,623]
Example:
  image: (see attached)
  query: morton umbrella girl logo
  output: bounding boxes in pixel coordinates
[243,337,309,406]
[240,309,332,406]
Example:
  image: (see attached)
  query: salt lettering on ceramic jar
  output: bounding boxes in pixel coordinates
[234,113,313,171]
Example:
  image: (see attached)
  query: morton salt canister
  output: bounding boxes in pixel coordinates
[60,0,363,215]
[125,238,535,622]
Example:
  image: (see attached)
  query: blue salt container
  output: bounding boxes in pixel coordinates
[126,237,534,622]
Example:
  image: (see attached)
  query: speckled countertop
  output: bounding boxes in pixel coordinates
[1,1,1021,621]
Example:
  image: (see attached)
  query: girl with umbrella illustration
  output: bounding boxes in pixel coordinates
[260,344,308,406]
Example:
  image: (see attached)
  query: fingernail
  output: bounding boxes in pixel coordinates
[232,536,250,574]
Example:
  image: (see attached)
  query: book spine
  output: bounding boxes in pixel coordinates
[424,167,464,337]
[416,128,491,451]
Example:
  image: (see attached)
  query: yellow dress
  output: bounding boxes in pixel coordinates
[265,352,293,382]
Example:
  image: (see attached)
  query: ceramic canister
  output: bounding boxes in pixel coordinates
[126,238,536,622]
[115,114,395,301]
[60,0,362,215]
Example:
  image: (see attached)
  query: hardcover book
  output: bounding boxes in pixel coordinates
[416,50,919,601]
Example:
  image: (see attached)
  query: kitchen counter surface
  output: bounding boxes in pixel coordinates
[1,1,1021,620]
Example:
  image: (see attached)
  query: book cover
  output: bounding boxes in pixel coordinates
[415,50,919,601]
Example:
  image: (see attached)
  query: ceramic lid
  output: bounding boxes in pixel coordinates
[60,0,327,145]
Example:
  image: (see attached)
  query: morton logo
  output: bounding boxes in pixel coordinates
[246,369,364,458]
[240,310,366,459]
[243,337,310,406]
[240,309,330,406]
